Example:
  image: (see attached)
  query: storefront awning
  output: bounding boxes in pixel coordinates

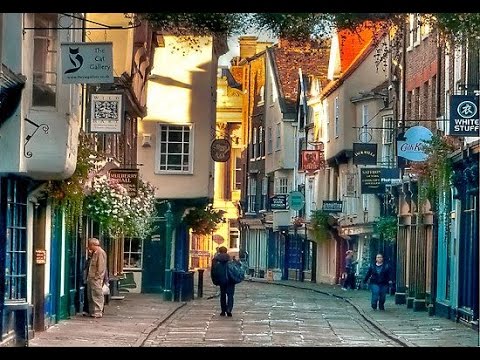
[239,217,265,230]
[0,64,26,128]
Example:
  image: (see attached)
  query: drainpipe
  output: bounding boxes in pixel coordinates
[163,202,174,301]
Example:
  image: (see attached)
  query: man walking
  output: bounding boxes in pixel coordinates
[211,246,235,317]
[363,253,392,311]
[87,238,107,318]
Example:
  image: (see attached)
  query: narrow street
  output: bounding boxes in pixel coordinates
[143,282,399,347]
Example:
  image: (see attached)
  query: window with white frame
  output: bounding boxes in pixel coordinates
[275,123,281,150]
[275,177,288,195]
[267,126,273,154]
[124,238,143,270]
[33,13,58,107]
[334,96,339,138]
[361,104,369,142]
[247,177,257,213]
[259,126,264,158]
[261,176,268,210]
[252,127,258,159]
[408,13,421,50]
[229,228,240,248]
[234,154,242,190]
[382,115,394,167]
[259,86,265,105]
[156,124,193,173]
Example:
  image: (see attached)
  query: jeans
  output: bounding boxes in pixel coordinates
[220,283,235,313]
[370,284,388,309]
[343,273,356,289]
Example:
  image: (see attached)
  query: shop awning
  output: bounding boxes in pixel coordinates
[0,64,26,128]
[239,217,265,229]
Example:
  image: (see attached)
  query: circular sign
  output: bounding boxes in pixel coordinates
[457,100,477,119]
[289,191,305,211]
[210,139,231,162]
[397,126,433,162]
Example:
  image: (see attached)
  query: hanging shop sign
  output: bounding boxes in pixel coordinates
[211,138,231,162]
[61,42,113,84]
[89,93,124,133]
[380,168,401,186]
[360,168,384,194]
[270,194,288,210]
[289,191,305,211]
[353,143,377,165]
[322,200,343,213]
[449,95,480,136]
[397,126,432,162]
[300,150,325,171]
[108,168,139,197]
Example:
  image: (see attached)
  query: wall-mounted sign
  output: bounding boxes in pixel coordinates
[301,150,324,171]
[380,168,401,186]
[346,173,356,197]
[289,191,305,211]
[270,194,288,210]
[449,95,480,136]
[353,143,377,165]
[361,168,384,194]
[89,93,124,133]
[151,235,161,242]
[109,168,139,197]
[211,138,231,162]
[322,200,343,213]
[61,42,113,84]
[35,250,46,265]
[397,126,433,162]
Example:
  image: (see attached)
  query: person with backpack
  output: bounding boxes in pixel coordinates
[363,253,393,311]
[210,246,244,317]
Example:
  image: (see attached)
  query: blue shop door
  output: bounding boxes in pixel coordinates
[48,208,62,324]
[141,219,166,293]
[287,236,302,280]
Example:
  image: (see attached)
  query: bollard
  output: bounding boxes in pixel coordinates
[197,269,204,298]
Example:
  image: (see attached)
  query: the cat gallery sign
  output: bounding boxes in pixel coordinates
[61,42,113,84]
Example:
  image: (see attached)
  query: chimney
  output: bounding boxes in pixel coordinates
[239,36,258,60]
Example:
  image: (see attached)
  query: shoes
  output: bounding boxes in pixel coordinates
[341,288,347,291]
[371,305,377,310]
[379,307,385,311]
[220,312,226,316]
[90,314,103,318]
[226,312,232,317]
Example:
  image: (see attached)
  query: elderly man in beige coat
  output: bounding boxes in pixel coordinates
[87,238,107,318]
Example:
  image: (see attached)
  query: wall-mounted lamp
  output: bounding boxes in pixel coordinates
[142,133,152,148]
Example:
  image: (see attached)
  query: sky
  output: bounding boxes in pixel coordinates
[218,33,277,67]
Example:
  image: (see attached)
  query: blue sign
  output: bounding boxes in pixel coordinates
[449,95,480,136]
[289,191,305,211]
[397,126,433,162]
[61,42,114,84]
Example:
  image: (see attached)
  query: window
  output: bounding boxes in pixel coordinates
[414,87,420,120]
[234,155,242,190]
[123,238,143,270]
[267,127,273,154]
[261,176,268,211]
[408,13,420,50]
[275,177,288,195]
[360,104,369,142]
[422,81,429,119]
[252,127,258,159]
[229,228,240,248]
[247,177,257,213]
[275,123,281,150]
[3,178,28,300]
[156,124,193,173]
[406,91,412,120]
[32,13,58,107]
[362,194,369,212]
[382,115,394,167]
[334,96,339,138]
[431,75,437,119]
[259,126,264,158]
[258,86,265,105]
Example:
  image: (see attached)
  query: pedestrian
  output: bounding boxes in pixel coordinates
[342,250,358,290]
[86,237,107,318]
[363,253,392,311]
[210,246,235,317]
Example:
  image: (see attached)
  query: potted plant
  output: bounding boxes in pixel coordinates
[183,205,225,235]
[310,210,330,242]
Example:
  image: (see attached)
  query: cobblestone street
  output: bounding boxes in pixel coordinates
[29,276,479,348]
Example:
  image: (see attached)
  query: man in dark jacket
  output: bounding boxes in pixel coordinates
[211,246,235,317]
[363,253,392,311]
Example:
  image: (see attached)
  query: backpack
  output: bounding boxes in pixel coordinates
[227,260,245,284]
[211,260,228,286]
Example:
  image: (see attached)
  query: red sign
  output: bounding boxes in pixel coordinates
[301,150,324,171]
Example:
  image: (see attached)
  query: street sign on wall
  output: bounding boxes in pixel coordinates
[449,95,480,136]
[61,42,113,84]
[270,195,288,210]
[360,168,384,194]
[322,201,343,213]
